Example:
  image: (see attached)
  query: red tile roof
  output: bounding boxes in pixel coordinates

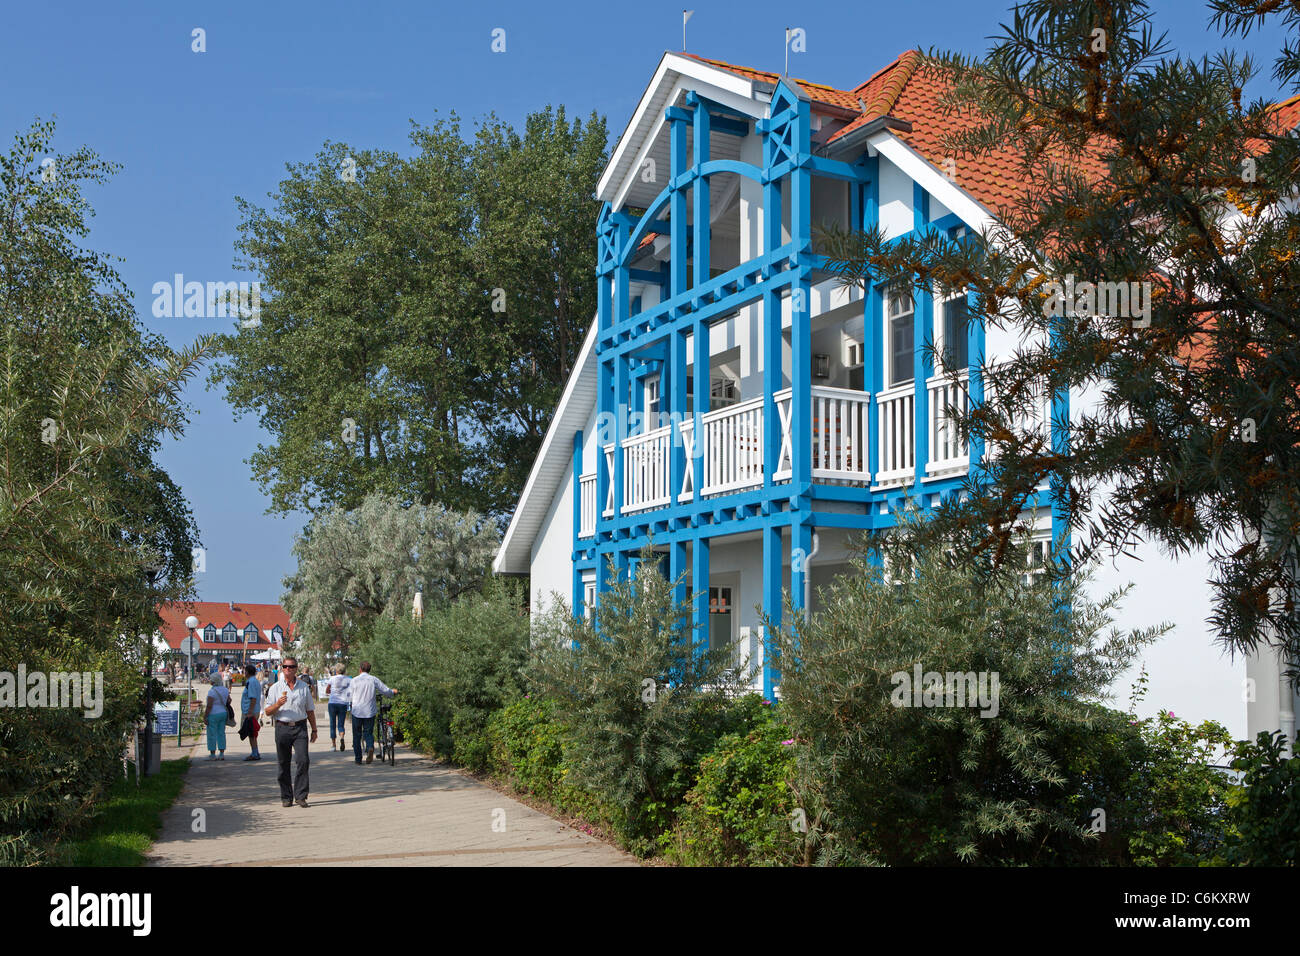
[157,601,296,650]
[687,50,1299,219]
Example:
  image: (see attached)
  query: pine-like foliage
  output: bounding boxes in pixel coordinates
[819,0,1300,662]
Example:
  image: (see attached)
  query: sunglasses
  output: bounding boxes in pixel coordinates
[283,664,298,669]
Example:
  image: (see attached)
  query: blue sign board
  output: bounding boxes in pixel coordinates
[153,701,180,736]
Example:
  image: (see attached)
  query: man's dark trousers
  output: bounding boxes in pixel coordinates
[274,720,309,802]
[352,714,375,762]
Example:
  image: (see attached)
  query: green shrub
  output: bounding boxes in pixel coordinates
[1223,731,1300,866]
[1116,700,1236,866]
[772,524,1166,866]
[359,577,529,770]
[528,548,756,854]
[665,714,802,866]
[485,696,609,824]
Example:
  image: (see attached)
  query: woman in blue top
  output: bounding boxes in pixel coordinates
[324,665,352,751]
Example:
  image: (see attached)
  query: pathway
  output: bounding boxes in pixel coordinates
[147,685,637,867]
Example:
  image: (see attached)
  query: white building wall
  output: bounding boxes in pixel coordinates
[529,466,575,621]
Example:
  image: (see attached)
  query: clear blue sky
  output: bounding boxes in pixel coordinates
[0,0,1284,604]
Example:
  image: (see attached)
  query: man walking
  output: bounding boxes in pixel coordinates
[240,663,263,761]
[265,656,317,806]
[349,662,397,765]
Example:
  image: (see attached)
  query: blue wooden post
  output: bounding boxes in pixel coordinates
[762,524,783,698]
[913,182,931,492]
[670,327,688,504]
[670,538,689,650]
[668,106,690,298]
[863,160,880,479]
[691,94,711,289]
[763,287,782,485]
[790,520,811,619]
[692,536,710,666]
[614,353,628,518]
[693,317,708,497]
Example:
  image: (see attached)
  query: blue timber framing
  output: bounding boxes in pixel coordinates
[571,70,1075,701]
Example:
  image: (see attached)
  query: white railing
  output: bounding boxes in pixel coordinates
[578,473,597,537]
[773,388,793,481]
[701,395,766,496]
[926,372,969,475]
[601,445,615,517]
[622,425,673,513]
[811,385,871,482]
[875,383,915,485]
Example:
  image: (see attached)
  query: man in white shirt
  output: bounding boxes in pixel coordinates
[264,656,318,806]
[349,661,397,765]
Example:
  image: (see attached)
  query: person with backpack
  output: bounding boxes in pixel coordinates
[203,677,234,760]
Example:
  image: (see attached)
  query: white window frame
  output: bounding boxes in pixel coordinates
[936,289,971,375]
[884,285,915,389]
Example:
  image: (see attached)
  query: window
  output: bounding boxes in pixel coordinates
[271,626,284,644]
[1022,538,1051,585]
[583,581,597,621]
[941,295,970,371]
[203,624,217,643]
[644,374,661,419]
[709,376,737,410]
[221,623,237,644]
[887,287,914,387]
[244,624,259,644]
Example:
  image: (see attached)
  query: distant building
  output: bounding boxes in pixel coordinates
[156,601,296,675]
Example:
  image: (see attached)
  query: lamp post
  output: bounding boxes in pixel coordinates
[185,615,198,735]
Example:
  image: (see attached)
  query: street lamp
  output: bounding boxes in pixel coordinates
[184,615,198,719]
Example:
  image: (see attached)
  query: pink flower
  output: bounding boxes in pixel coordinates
[780,739,795,746]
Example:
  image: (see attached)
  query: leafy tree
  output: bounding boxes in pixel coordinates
[211,107,607,518]
[1223,729,1300,865]
[281,491,500,659]
[771,525,1165,865]
[0,118,208,862]
[819,0,1300,662]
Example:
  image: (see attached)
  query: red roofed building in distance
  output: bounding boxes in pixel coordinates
[156,601,297,677]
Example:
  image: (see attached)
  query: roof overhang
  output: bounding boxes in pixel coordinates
[597,52,770,212]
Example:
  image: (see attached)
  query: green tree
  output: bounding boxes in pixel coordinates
[819,0,1300,661]
[0,118,209,862]
[281,491,500,659]
[210,107,607,518]
[772,525,1165,865]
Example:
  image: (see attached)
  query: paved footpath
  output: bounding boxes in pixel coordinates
[148,686,637,867]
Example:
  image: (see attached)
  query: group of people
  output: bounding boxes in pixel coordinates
[202,658,398,808]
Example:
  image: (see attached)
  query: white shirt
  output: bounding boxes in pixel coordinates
[266,677,315,723]
[206,685,231,715]
[348,672,394,719]
[326,675,352,705]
